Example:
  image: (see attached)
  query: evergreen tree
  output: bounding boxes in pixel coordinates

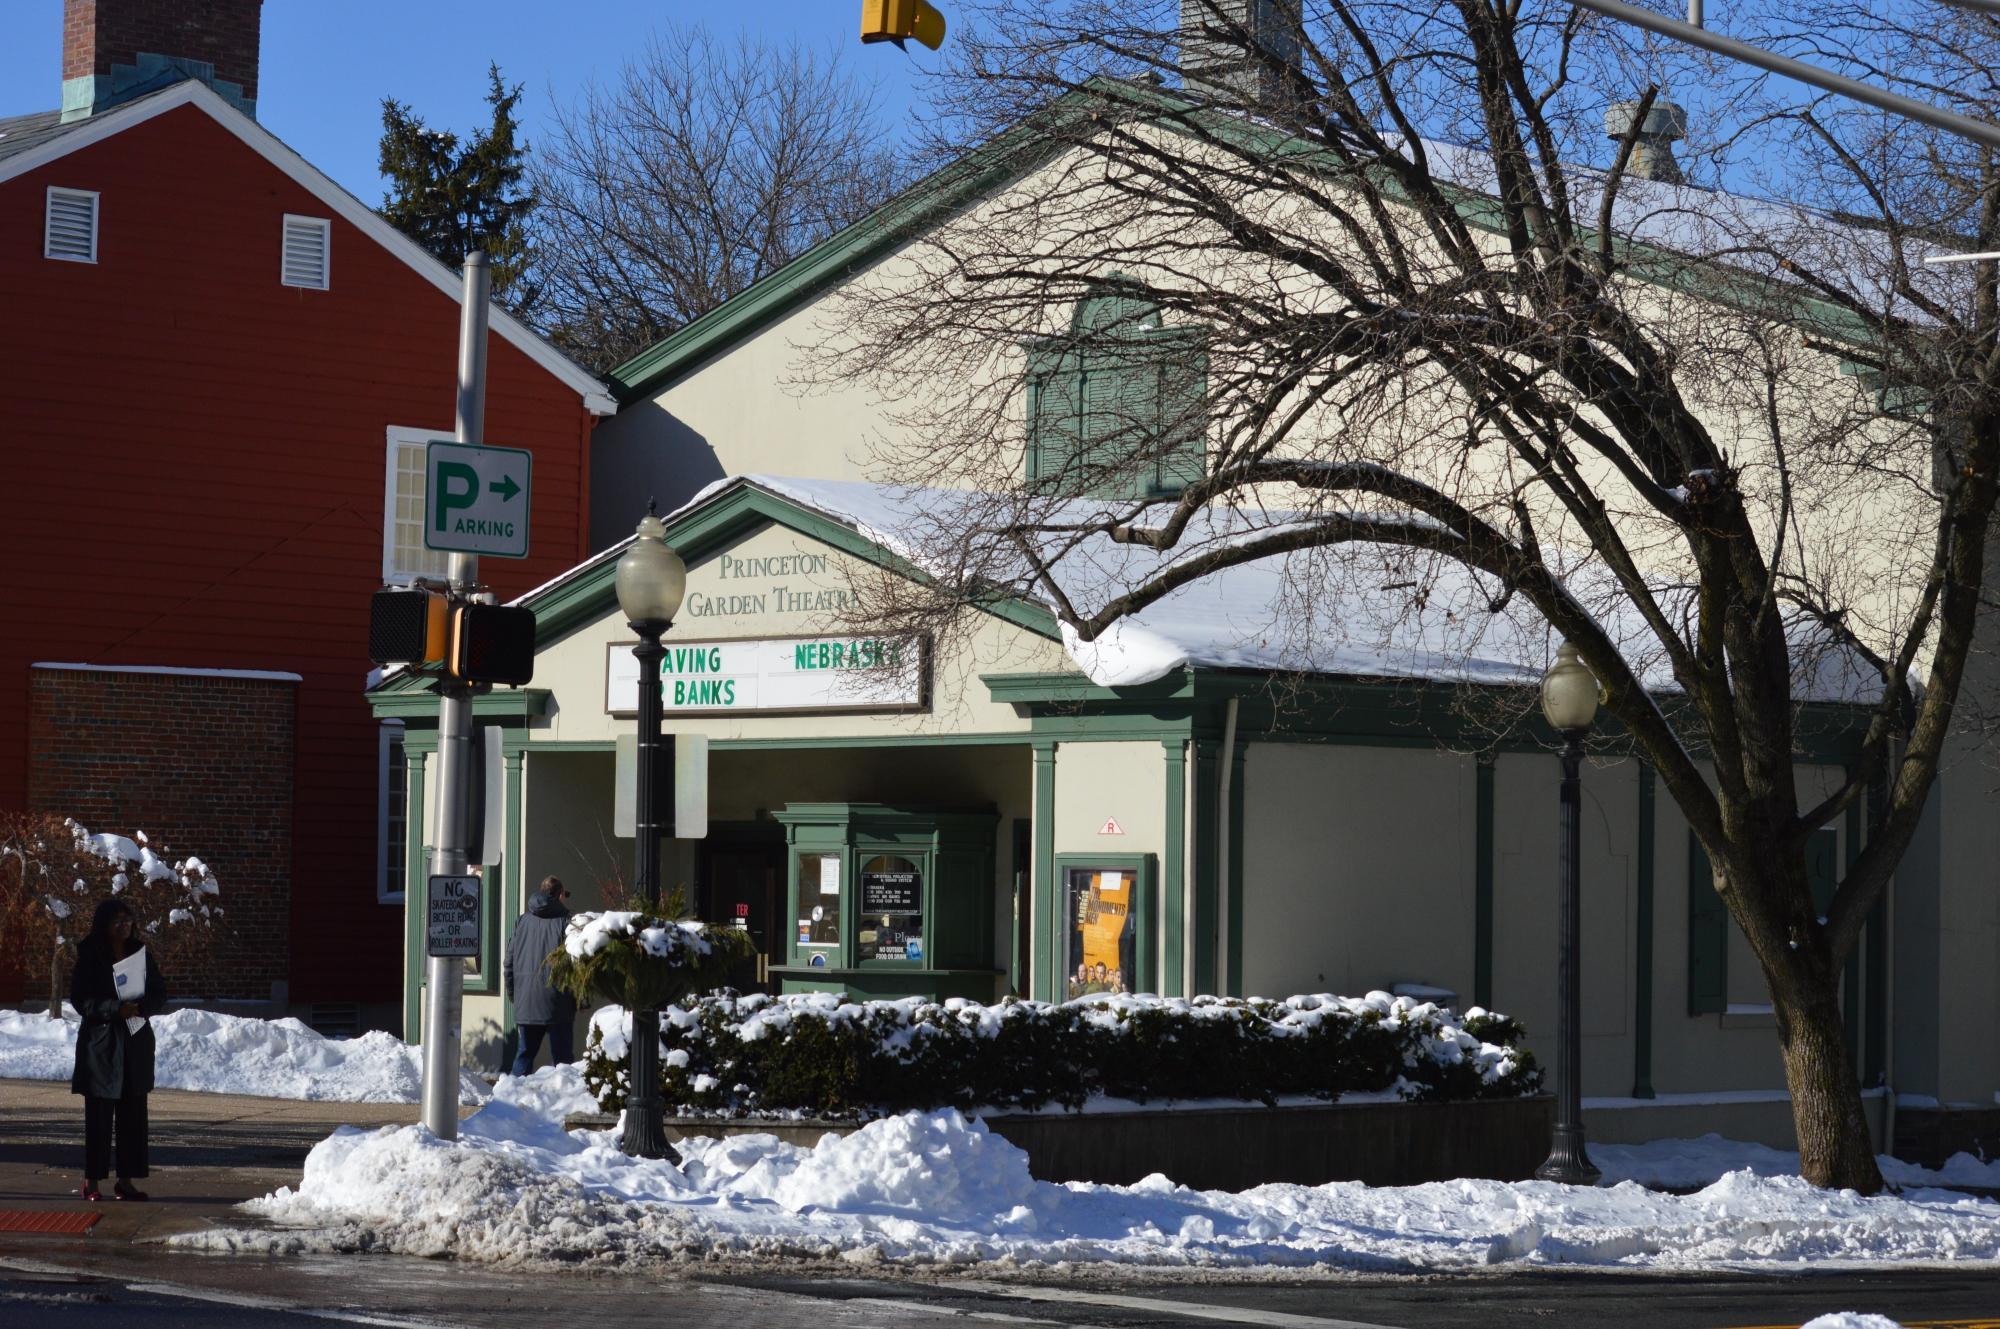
[379,64,537,311]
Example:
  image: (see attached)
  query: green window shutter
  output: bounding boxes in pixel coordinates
[1025,344,1082,488]
[1687,833,1727,1016]
[1153,332,1208,496]
[1082,347,1157,497]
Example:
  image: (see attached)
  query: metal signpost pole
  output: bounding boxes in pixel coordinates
[420,252,491,1140]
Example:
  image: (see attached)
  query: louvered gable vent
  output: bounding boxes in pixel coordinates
[281,214,331,290]
[44,188,98,263]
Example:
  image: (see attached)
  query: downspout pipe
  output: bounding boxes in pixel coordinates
[1216,696,1239,996]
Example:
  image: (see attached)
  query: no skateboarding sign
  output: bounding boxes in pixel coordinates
[426,874,482,957]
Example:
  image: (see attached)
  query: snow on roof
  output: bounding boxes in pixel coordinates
[33,662,304,682]
[693,475,1881,705]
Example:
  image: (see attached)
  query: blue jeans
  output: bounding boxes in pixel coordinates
[510,1021,574,1076]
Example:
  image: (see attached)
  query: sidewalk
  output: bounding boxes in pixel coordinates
[0,1077,470,1246]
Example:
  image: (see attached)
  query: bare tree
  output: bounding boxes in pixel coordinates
[797,0,2000,1192]
[526,26,919,373]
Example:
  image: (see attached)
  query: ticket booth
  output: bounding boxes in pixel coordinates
[772,804,1001,1000]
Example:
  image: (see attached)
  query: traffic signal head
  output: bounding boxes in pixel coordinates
[369,589,449,667]
[861,0,945,50]
[451,603,537,687]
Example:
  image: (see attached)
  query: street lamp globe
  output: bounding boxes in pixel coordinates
[1540,642,1600,733]
[614,509,686,629]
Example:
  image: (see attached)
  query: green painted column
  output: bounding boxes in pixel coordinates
[498,743,526,1046]
[1863,779,1887,1085]
[1473,756,1494,1010]
[402,749,429,1044]
[1191,738,1221,994]
[1161,739,1187,997]
[1032,741,1057,1003]
[1844,785,1864,1067]
[1633,761,1657,1099]
[1226,742,1246,997]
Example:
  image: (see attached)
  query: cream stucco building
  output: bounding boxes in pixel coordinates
[370,49,2000,1154]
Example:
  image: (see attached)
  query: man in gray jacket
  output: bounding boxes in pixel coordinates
[506,876,578,1076]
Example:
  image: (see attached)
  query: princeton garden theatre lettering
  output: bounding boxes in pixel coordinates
[683,551,854,618]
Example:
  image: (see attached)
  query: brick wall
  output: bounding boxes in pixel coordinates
[28,666,295,1001]
[63,0,264,100]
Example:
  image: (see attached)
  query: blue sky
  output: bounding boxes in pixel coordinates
[0,1,931,204]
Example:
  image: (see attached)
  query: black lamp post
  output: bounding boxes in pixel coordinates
[612,504,686,1160]
[1534,640,1602,1185]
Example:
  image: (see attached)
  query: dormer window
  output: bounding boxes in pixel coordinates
[44,187,98,263]
[1026,284,1207,499]
[281,214,331,290]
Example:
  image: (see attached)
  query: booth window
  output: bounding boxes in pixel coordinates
[857,854,924,963]
[798,852,842,959]
[1064,865,1136,998]
[1025,285,1207,499]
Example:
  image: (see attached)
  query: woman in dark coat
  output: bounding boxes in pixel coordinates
[70,899,166,1201]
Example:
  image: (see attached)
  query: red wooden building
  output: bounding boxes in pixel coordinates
[0,0,615,1029]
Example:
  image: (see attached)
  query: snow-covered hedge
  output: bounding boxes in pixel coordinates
[580,990,1540,1118]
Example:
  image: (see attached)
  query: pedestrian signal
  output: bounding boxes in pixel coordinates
[450,604,537,687]
[369,589,448,666]
[861,0,945,50]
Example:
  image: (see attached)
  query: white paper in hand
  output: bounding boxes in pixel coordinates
[112,946,147,1035]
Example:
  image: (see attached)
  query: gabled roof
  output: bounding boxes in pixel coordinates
[0,81,617,415]
[608,78,1895,405]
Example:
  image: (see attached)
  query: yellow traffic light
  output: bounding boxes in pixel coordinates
[861,0,946,51]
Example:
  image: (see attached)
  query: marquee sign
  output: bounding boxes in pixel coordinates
[605,635,925,715]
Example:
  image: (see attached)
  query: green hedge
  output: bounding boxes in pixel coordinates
[581,990,1540,1118]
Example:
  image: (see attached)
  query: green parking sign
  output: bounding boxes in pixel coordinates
[425,440,532,558]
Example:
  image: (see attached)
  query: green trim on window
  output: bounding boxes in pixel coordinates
[1687,832,1726,1017]
[1053,852,1158,997]
[1633,762,1656,1098]
[1161,738,1187,997]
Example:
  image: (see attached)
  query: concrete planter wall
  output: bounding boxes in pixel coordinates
[570,1095,1555,1189]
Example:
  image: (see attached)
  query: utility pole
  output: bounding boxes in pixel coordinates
[419,252,492,1140]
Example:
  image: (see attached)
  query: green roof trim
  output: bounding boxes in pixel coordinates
[607,79,1888,408]
[368,479,1063,721]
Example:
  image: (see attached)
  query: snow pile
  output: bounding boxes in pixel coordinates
[581,989,1540,1119]
[184,1105,2000,1270]
[488,1061,596,1121]
[0,1006,489,1105]
[1803,1317,1904,1329]
[1598,1134,2000,1192]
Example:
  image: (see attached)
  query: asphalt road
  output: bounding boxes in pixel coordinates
[5,1077,2000,1329]
[4,1248,2000,1329]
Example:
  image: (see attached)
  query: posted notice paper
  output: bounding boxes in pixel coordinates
[112,947,146,1034]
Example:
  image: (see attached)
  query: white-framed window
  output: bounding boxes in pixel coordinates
[383,426,452,582]
[377,721,409,904]
[44,187,99,263]
[281,213,331,289]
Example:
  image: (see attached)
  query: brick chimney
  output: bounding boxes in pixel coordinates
[61,0,264,124]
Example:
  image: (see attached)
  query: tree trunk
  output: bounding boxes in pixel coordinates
[1773,973,1883,1193]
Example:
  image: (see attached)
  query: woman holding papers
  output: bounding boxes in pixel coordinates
[69,899,166,1201]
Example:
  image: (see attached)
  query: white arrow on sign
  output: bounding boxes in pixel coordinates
[425,440,532,559]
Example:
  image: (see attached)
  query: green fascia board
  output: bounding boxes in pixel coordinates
[368,688,553,722]
[988,663,1872,763]
[609,75,1891,408]
[609,99,1091,402]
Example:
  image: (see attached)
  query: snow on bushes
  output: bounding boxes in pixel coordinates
[579,989,1540,1118]
[547,911,755,1013]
